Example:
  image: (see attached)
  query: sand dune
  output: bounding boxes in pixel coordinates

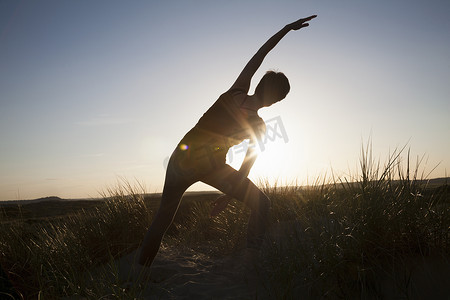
[85,246,265,299]
[74,222,449,299]
[92,223,449,299]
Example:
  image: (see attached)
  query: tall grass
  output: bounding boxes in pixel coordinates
[260,144,449,298]
[0,180,154,299]
[0,144,448,299]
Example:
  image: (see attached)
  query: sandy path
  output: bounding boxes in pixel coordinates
[106,247,266,299]
[80,222,450,299]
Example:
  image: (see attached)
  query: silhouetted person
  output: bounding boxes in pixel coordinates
[139,15,317,266]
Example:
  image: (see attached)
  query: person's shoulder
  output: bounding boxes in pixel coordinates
[216,88,246,107]
[228,87,247,97]
[224,88,247,106]
[218,87,245,101]
[249,114,266,130]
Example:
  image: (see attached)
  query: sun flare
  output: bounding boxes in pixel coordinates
[226,136,293,183]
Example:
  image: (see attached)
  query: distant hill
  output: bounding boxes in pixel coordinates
[1,178,447,206]
[0,196,74,206]
[426,177,449,186]
[35,196,63,202]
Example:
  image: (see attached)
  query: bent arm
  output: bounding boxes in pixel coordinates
[230,15,317,92]
[238,141,258,178]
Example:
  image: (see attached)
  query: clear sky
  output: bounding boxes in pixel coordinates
[1,0,449,200]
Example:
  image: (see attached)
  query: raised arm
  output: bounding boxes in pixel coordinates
[230,15,317,92]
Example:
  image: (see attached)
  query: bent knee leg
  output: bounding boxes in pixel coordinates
[246,192,271,250]
[256,191,271,225]
[259,192,271,211]
[244,188,271,214]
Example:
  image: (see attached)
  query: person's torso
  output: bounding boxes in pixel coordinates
[193,90,265,148]
[171,90,265,172]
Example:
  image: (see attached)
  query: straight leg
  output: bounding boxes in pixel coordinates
[138,181,189,266]
[138,153,193,266]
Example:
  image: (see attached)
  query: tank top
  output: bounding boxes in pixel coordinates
[180,90,266,154]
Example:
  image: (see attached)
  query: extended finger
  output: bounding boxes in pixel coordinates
[302,15,317,22]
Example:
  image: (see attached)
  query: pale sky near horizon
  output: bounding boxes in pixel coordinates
[1,0,449,200]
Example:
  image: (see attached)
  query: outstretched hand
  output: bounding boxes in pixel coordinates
[210,195,233,217]
[288,15,317,30]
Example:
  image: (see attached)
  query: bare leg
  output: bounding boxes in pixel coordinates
[201,165,270,249]
[138,178,190,266]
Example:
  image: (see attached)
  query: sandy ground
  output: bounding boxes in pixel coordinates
[88,246,267,299]
[75,223,450,299]
[81,247,450,300]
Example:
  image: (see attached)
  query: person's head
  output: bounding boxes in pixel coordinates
[254,71,290,107]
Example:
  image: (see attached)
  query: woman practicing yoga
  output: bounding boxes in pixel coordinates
[139,15,317,266]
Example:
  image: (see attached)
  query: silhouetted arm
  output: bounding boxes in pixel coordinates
[230,15,317,92]
[238,142,257,177]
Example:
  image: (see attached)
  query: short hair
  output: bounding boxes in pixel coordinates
[254,71,290,104]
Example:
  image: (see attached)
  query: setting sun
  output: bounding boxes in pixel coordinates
[225,114,302,186]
